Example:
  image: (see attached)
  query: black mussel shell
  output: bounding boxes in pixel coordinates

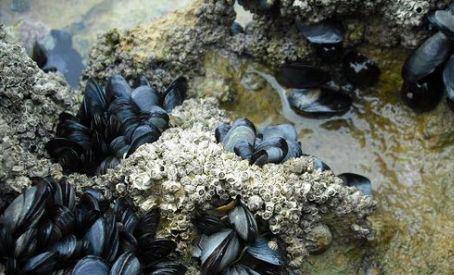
[234,140,255,160]
[246,237,285,266]
[110,136,130,159]
[50,235,85,261]
[147,261,187,274]
[222,118,256,152]
[315,43,344,62]
[106,75,132,103]
[131,85,161,112]
[0,227,14,257]
[237,0,277,12]
[277,63,330,89]
[79,79,108,124]
[142,106,169,132]
[22,251,58,274]
[401,72,444,113]
[283,139,303,161]
[343,50,380,87]
[46,138,85,172]
[14,227,38,258]
[72,255,109,275]
[84,213,119,262]
[97,156,121,175]
[0,183,48,235]
[402,32,452,83]
[443,54,454,103]
[215,123,232,143]
[448,97,454,111]
[113,199,139,234]
[50,205,76,236]
[251,137,289,166]
[199,229,240,275]
[338,173,372,196]
[37,220,63,249]
[128,124,161,155]
[312,156,331,172]
[137,238,176,266]
[31,41,48,69]
[428,9,454,38]
[134,208,160,238]
[297,21,344,45]
[119,228,138,253]
[194,213,226,235]
[224,264,261,275]
[231,22,244,35]
[108,98,140,127]
[163,77,188,112]
[287,88,352,117]
[110,251,141,275]
[228,203,258,243]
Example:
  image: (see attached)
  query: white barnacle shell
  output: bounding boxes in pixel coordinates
[128,171,152,190]
[247,195,264,212]
[162,180,182,193]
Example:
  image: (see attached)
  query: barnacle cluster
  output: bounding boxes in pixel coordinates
[0,177,186,274]
[46,75,187,175]
[88,98,376,269]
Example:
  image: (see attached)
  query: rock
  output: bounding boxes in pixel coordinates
[0,25,76,193]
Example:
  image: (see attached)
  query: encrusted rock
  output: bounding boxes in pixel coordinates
[0,25,76,193]
[66,98,376,269]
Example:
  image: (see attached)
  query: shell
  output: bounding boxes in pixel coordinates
[402,32,452,83]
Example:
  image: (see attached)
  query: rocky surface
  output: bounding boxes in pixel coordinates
[0,25,75,194]
[64,98,375,269]
[81,0,450,105]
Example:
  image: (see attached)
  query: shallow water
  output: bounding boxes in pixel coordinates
[0,0,193,59]
[1,0,453,273]
[210,48,454,273]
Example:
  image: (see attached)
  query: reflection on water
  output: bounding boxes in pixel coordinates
[0,0,194,86]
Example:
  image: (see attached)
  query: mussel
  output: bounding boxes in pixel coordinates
[47,74,187,175]
[193,198,286,274]
[443,54,454,111]
[0,178,186,274]
[401,72,444,113]
[338,173,373,196]
[216,119,303,166]
[199,229,241,274]
[402,32,452,83]
[428,9,454,38]
[287,87,352,117]
[296,20,344,61]
[343,50,380,87]
[277,63,330,89]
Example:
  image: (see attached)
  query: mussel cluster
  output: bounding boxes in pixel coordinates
[0,177,186,274]
[215,118,373,195]
[401,4,454,112]
[215,119,303,166]
[46,75,187,175]
[193,198,285,274]
[276,21,380,118]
